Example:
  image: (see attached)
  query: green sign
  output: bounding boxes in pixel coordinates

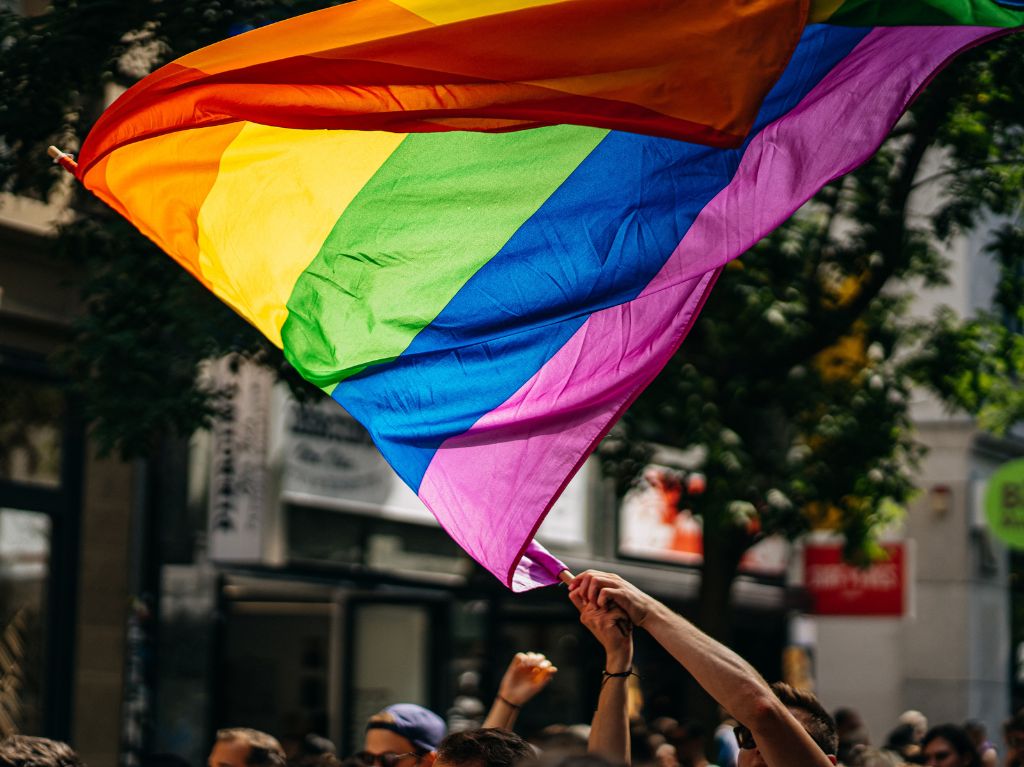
[986,459,1024,548]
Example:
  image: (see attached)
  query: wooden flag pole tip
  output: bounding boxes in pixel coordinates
[558,569,575,585]
[47,145,78,173]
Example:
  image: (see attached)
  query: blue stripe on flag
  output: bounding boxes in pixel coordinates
[335,24,870,489]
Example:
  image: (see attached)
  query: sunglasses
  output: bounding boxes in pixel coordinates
[353,752,422,767]
[734,725,756,751]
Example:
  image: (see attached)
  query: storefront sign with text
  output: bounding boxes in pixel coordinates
[803,542,906,616]
[985,459,1024,549]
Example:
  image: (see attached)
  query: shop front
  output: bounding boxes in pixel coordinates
[0,353,82,740]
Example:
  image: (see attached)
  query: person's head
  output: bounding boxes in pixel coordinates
[433,728,534,767]
[1005,711,1024,767]
[360,704,446,767]
[834,709,865,740]
[850,747,901,767]
[735,683,838,767]
[653,742,677,767]
[0,736,84,767]
[832,709,870,766]
[539,755,625,767]
[288,737,339,767]
[667,721,709,762]
[302,736,336,759]
[963,722,988,751]
[899,712,929,745]
[210,728,287,767]
[530,725,588,756]
[921,725,981,767]
[143,755,192,767]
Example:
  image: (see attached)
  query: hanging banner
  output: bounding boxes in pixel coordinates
[207,356,274,563]
[803,542,906,616]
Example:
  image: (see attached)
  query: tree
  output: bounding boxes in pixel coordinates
[600,35,1024,718]
[0,0,330,456]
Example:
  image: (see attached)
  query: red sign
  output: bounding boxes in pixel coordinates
[803,542,906,616]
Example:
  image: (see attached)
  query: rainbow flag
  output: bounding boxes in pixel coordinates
[79,0,809,154]
[73,1,1022,590]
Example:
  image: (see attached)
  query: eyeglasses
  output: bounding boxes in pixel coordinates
[925,752,954,764]
[734,725,756,751]
[353,752,422,767]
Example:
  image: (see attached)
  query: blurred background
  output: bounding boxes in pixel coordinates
[1,2,1023,767]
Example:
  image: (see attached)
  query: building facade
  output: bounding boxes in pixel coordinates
[0,192,138,765]
[799,203,1024,742]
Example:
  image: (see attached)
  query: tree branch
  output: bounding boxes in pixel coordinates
[911,158,1024,191]
[727,99,948,380]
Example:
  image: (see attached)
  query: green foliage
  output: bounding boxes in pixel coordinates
[607,37,1024,567]
[907,222,1024,435]
[1,0,331,456]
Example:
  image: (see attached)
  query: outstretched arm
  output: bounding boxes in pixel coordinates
[569,588,633,764]
[483,652,557,730]
[570,571,832,767]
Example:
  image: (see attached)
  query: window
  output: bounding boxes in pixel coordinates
[0,508,52,735]
[0,373,64,488]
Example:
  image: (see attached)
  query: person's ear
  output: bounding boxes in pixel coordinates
[420,752,437,767]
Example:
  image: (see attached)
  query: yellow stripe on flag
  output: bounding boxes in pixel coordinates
[809,0,846,22]
[391,0,566,25]
[196,123,407,346]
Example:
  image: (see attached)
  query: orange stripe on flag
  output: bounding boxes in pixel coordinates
[178,0,432,74]
[85,123,245,286]
[76,0,807,174]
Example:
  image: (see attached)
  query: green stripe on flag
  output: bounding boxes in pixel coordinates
[827,0,1024,26]
[281,125,607,387]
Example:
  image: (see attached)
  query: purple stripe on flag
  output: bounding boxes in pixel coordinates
[420,268,720,589]
[418,24,1002,590]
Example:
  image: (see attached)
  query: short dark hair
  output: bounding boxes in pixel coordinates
[770,682,839,757]
[923,725,981,767]
[834,708,862,731]
[0,736,84,767]
[1006,710,1024,737]
[217,728,287,767]
[436,728,534,767]
[884,723,918,751]
[539,755,624,767]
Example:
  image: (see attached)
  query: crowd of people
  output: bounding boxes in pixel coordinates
[1,571,1019,767]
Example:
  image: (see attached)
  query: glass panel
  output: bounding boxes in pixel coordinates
[0,374,64,488]
[349,604,430,749]
[219,601,332,743]
[0,508,51,735]
[287,505,365,566]
[287,508,470,576]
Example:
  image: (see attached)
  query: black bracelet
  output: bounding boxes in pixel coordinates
[497,694,521,709]
[601,667,637,686]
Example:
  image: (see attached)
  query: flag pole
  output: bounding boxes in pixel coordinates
[47,145,78,173]
[558,568,631,635]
